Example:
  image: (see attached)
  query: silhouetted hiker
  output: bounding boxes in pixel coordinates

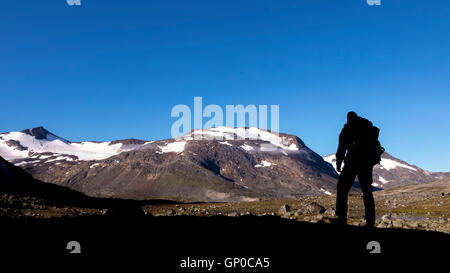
[335,112,384,227]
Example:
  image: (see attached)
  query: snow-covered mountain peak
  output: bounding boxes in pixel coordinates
[20,126,67,142]
[0,127,144,161]
[183,127,302,151]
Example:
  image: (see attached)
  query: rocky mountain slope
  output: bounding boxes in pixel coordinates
[324,153,449,189]
[0,127,339,202]
[0,154,151,218]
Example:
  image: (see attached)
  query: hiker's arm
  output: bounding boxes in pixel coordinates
[336,129,346,172]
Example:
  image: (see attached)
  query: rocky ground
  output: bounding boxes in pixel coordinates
[141,190,450,234]
[2,185,449,234]
[0,193,107,218]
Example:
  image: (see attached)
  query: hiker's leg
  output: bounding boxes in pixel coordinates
[357,166,375,227]
[336,165,356,224]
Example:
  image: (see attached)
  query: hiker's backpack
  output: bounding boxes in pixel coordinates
[354,117,385,166]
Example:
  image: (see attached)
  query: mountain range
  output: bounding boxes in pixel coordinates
[0,126,447,202]
[324,153,448,189]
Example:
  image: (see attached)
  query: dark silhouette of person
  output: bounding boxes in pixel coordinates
[335,111,376,227]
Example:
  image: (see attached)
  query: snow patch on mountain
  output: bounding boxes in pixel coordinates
[324,154,337,169]
[320,188,332,195]
[218,141,233,146]
[15,160,40,166]
[90,163,100,169]
[254,160,276,168]
[189,127,299,150]
[158,141,186,154]
[0,131,136,161]
[380,158,417,171]
[0,141,29,159]
[46,156,75,162]
[378,176,390,184]
[324,154,417,173]
[240,144,254,151]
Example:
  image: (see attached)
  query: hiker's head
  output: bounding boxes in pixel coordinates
[347,111,358,124]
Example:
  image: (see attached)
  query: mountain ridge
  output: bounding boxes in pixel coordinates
[0,126,339,201]
[1,126,448,202]
[323,152,449,189]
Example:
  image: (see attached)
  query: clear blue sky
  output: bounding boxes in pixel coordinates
[1,0,450,171]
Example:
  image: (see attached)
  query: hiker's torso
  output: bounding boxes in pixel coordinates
[341,118,374,165]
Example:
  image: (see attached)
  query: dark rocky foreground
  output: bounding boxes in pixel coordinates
[1,214,448,270]
[1,154,449,270]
